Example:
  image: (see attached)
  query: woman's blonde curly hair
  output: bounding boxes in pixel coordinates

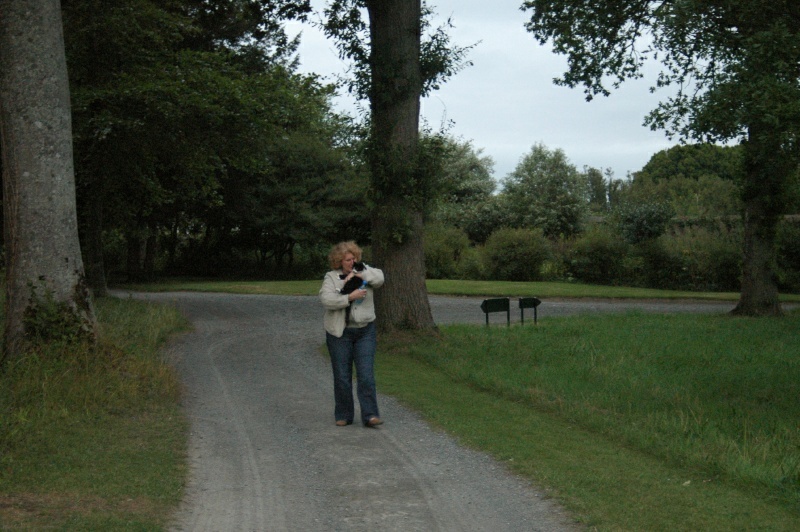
[328,241,362,270]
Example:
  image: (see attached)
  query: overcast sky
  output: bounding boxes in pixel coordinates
[286,1,677,183]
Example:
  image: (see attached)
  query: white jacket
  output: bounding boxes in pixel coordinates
[319,264,385,337]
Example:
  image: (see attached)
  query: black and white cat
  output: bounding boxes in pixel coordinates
[339,261,367,294]
[339,261,368,323]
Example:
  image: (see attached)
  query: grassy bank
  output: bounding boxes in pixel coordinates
[0,297,190,529]
[377,312,800,530]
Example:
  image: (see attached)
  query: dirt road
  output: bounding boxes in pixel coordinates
[118,291,737,531]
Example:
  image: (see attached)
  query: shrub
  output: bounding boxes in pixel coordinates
[569,226,629,285]
[483,228,551,281]
[615,202,675,244]
[424,224,471,279]
[661,224,742,291]
[620,253,646,287]
[455,245,486,280]
[630,239,686,289]
[541,237,572,281]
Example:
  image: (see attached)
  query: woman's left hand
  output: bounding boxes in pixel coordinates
[348,288,367,302]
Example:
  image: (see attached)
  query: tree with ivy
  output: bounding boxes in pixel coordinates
[1,0,96,360]
[522,0,800,316]
[323,0,472,331]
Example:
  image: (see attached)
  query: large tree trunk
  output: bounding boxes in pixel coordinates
[734,204,781,316]
[732,127,786,317]
[0,0,97,360]
[366,0,436,332]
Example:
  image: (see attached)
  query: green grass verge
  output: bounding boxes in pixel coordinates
[114,278,800,301]
[377,312,800,530]
[0,297,190,529]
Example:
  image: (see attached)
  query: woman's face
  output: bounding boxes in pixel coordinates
[341,252,356,274]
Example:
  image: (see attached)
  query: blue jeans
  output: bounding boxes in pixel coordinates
[326,321,379,425]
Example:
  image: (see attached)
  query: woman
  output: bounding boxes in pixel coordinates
[319,241,385,427]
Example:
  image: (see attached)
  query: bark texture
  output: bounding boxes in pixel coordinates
[734,205,782,316]
[0,0,96,359]
[732,127,786,317]
[366,0,436,332]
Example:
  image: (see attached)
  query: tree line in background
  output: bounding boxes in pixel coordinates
[425,141,800,294]
[7,0,799,296]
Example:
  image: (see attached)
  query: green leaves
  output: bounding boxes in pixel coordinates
[63,0,357,277]
[322,0,474,100]
[521,0,800,313]
[502,143,589,239]
[522,0,800,148]
[522,0,652,100]
[614,201,675,244]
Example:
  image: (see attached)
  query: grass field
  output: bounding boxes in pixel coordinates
[0,298,189,529]
[2,280,798,529]
[377,312,800,529]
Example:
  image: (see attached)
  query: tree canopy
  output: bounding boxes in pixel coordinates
[322,0,473,101]
[522,0,800,315]
[627,144,744,218]
[435,137,496,205]
[636,144,743,184]
[62,0,356,283]
[426,136,501,244]
[522,2,800,144]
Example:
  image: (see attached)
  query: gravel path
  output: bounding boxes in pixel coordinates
[115,291,740,531]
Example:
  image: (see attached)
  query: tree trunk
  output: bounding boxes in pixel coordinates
[733,204,782,316]
[366,0,436,332]
[372,202,433,330]
[0,0,97,360]
[732,127,785,316]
